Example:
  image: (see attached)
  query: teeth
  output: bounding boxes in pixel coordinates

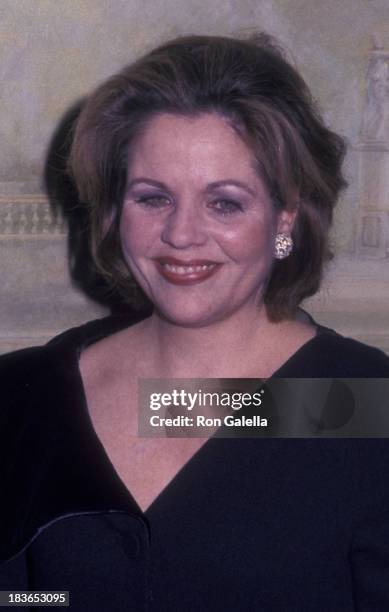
[162,263,215,275]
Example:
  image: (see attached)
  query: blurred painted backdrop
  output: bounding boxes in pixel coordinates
[1,0,388,353]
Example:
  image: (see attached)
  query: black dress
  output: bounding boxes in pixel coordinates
[1,314,389,611]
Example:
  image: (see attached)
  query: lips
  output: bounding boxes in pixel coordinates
[154,257,221,285]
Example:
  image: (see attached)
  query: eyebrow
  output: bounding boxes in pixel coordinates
[126,178,167,192]
[126,178,256,196]
[206,180,256,197]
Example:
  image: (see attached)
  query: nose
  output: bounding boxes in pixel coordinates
[161,203,207,249]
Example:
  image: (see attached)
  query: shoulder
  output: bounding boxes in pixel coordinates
[279,318,389,377]
[313,331,389,377]
[0,313,140,372]
[0,313,142,419]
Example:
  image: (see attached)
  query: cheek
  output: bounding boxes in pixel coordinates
[217,219,275,263]
[119,209,155,256]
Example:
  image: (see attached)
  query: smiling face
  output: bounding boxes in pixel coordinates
[120,113,295,327]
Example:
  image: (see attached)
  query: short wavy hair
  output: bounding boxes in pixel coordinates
[69,33,347,321]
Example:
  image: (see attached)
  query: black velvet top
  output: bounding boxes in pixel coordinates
[1,314,389,611]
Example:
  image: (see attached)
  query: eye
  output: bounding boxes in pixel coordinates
[209,199,243,215]
[134,194,171,208]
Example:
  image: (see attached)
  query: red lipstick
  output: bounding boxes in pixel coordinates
[154,257,221,285]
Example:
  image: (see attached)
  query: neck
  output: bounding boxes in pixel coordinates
[144,304,276,378]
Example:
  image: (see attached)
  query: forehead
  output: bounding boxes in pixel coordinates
[127,112,258,181]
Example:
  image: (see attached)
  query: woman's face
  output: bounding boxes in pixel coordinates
[120,113,295,327]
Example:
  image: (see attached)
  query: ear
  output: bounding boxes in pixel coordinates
[276,206,298,235]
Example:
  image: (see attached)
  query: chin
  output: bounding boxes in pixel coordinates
[153,302,224,328]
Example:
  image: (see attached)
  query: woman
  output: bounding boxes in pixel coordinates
[1,33,389,611]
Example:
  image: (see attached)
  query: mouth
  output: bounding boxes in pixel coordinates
[154,257,221,285]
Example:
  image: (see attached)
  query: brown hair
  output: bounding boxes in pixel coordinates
[69,33,347,320]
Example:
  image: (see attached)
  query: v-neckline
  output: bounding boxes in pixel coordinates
[72,314,329,516]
